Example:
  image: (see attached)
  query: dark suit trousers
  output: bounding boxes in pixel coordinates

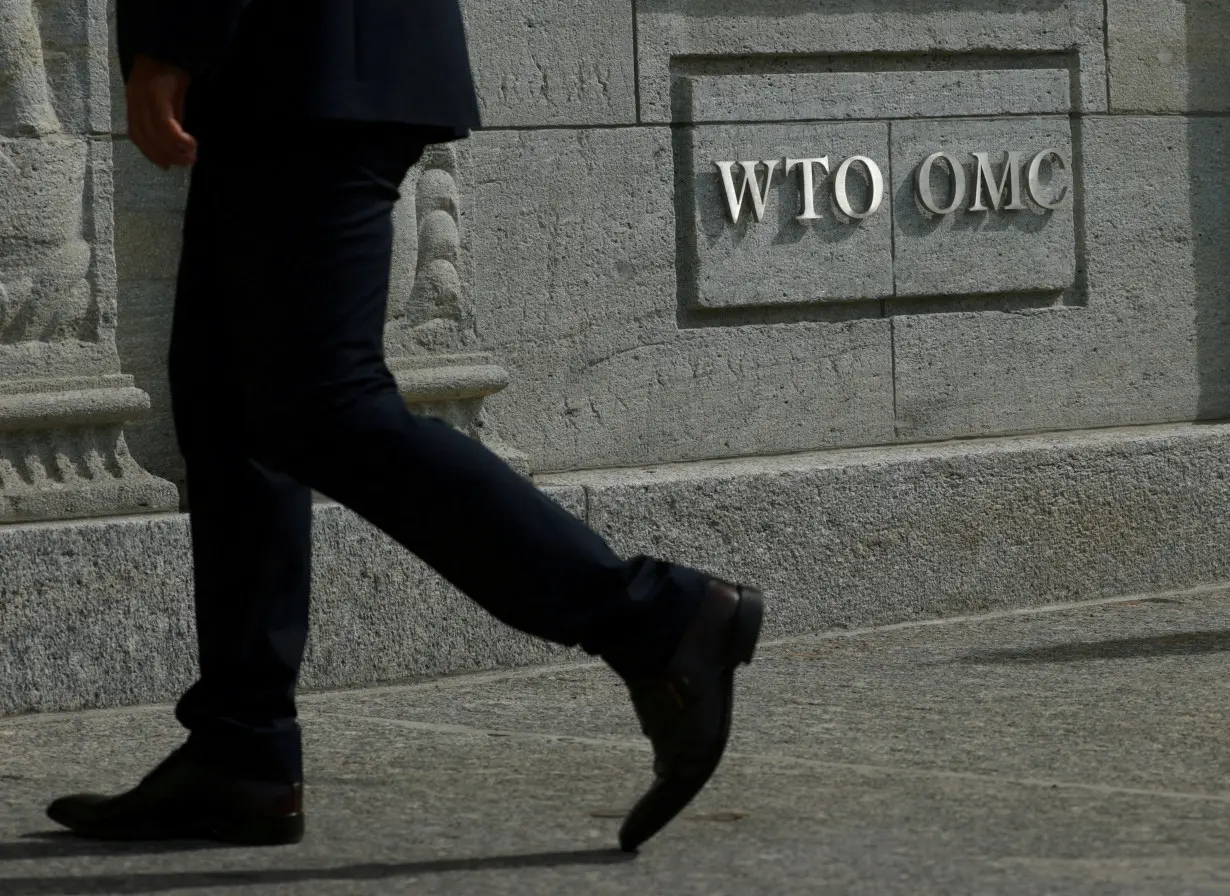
[168,121,708,783]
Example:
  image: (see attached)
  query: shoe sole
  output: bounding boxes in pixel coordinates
[212,813,306,846]
[618,585,765,852]
[729,585,765,666]
[46,808,306,847]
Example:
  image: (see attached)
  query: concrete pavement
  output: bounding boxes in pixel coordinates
[4,586,1230,894]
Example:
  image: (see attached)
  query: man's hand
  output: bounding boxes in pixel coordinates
[126,54,197,169]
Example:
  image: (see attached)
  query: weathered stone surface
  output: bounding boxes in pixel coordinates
[0,428,177,523]
[0,0,111,137]
[539,482,584,520]
[0,374,178,522]
[0,128,107,430]
[105,0,126,133]
[0,137,95,348]
[0,131,177,518]
[110,139,188,488]
[459,0,636,127]
[1081,115,1230,419]
[0,375,147,426]
[891,308,1198,441]
[111,140,188,282]
[0,0,61,136]
[113,279,180,487]
[9,424,1230,715]
[636,0,1108,122]
[0,484,586,715]
[1107,0,1230,113]
[535,320,894,472]
[464,127,895,473]
[891,116,1226,442]
[387,143,479,359]
[680,68,1071,123]
[890,117,1077,298]
[562,423,1230,640]
[1186,118,1230,419]
[0,0,174,524]
[686,121,894,307]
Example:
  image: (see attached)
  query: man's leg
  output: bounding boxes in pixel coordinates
[209,122,763,851]
[43,137,313,846]
[167,153,314,787]
[210,123,708,682]
[47,121,762,851]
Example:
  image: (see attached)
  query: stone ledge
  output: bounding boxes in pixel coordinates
[391,362,510,404]
[0,383,149,432]
[5,422,1230,716]
[561,422,1230,639]
[0,484,587,717]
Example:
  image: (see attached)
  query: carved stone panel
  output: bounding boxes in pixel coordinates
[0,0,62,137]
[0,0,177,521]
[0,138,96,348]
[0,0,115,374]
[386,143,527,472]
[0,375,176,522]
[387,144,479,359]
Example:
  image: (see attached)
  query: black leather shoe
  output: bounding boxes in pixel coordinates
[620,579,764,852]
[46,747,304,845]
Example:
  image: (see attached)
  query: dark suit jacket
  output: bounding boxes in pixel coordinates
[116,0,481,134]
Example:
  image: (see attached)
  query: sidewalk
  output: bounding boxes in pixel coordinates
[4,586,1230,895]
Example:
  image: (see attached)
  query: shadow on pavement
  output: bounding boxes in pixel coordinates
[0,847,635,894]
[951,630,1230,665]
[0,832,230,861]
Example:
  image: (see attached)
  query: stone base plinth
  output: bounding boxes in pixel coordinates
[4,421,1230,716]
[0,376,180,523]
[392,353,530,475]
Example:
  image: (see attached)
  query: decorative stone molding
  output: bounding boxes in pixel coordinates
[0,0,177,522]
[387,143,528,473]
[0,376,174,522]
[388,143,477,355]
[0,0,62,137]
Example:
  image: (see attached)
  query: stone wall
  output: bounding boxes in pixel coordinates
[458,0,1230,473]
[104,0,1229,487]
[1,0,1228,714]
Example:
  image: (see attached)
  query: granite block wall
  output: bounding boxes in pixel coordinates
[1,0,1227,715]
[97,0,1227,486]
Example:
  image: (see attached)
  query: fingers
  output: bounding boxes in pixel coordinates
[156,88,197,166]
[126,79,170,170]
[172,79,193,154]
[126,58,196,169]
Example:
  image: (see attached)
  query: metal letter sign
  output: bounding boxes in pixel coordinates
[716,160,779,223]
[1027,149,1069,210]
[785,157,830,222]
[834,155,885,220]
[920,148,1070,215]
[714,147,1070,225]
[917,151,966,215]
[970,151,1025,212]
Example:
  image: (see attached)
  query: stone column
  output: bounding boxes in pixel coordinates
[0,0,177,522]
[387,143,529,473]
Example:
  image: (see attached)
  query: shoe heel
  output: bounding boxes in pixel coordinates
[729,587,764,666]
[213,812,305,846]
